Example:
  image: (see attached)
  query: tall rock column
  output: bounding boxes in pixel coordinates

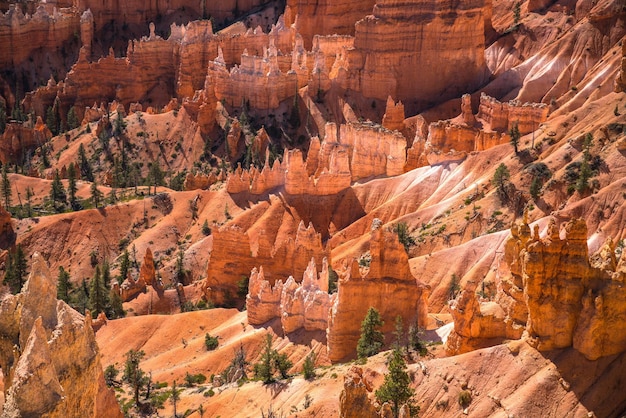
[327,222,429,362]
[522,219,587,350]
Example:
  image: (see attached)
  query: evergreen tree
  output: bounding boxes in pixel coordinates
[67,162,80,210]
[393,222,415,253]
[57,266,72,303]
[75,279,90,314]
[253,333,293,384]
[175,247,186,285]
[1,165,12,210]
[123,349,148,406]
[255,333,274,383]
[3,245,28,294]
[67,106,79,130]
[509,121,520,154]
[117,249,130,285]
[530,176,542,200]
[88,266,109,318]
[492,163,511,203]
[302,351,316,380]
[114,111,127,137]
[375,348,419,418]
[357,307,385,358]
[50,170,67,212]
[0,101,6,134]
[101,259,112,290]
[147,160,164,195]
[24,186,33,217]
[393,316,404,350]
[108,289,125,319]
[169,380,182,418]
[78,143,94,182]
[90,180,104,208]
[46,105,59,136]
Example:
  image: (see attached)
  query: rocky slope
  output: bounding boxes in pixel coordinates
[0,0,625,416]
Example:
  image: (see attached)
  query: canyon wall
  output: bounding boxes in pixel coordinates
[246,257,336,333]
[0,5,81,68]
[327,223,429,362]
[447,218,626,361]
[477,93,549,134]
[226,120,405,196]
[0,254,121,417]
[203,221,328,305]
[285,0,375,48]
[337,0,488,113]
[0,117,52,164]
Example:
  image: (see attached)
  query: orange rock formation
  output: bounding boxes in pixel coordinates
[0,254,121,417]
[204,221,328,306]
[246,258,335,333]
[477,93,549,134]
[327,222,429,362]
[336,0,488,113]
[447,217,626,361]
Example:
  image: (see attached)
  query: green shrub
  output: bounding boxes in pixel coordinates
[458,390,472,407]
[205,333,219,351]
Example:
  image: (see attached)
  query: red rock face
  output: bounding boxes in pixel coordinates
[0,118,52,164]
[327,225,429,362]
[286,0,376,48]
[447,217,626,360]
[341,0,489,113]
[204,220,328,306]
[0,254,122,417]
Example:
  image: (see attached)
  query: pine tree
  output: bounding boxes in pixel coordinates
[3,245,28,294]
[147,160,164,195]
[101,259,112,290]
[509,121,520,154]
[46,105,59,136]
[50,170,67,212]
[0,102,6,134]
[78,143,94,182]
[57,266,72,303]
[109,289,125,319]
[123,349,148,406]
[1,164,12,210]
[375,348,419,418]
[492,163,511,203]
[75,279,90,314]
[357,307,385,358]
[530,176,542,200]
[90,180,104,208]
[88,266,109,318]
[254,333,274,383]
[169,380,182,418]
[67,162,79,210]
[302,351,316,380]
[67,107,79,130]
[118,249,130,285]
[175,247,186,285]
[25,186,33,217]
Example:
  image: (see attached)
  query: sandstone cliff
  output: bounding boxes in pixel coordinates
[447,217,626,361]
[0,254,121,417]
[477,93,549,134]
[285,0,375,48]
[336,0,488,113]
[246,257,335,334]
[204,220,328,306]
[327,222,429,362]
